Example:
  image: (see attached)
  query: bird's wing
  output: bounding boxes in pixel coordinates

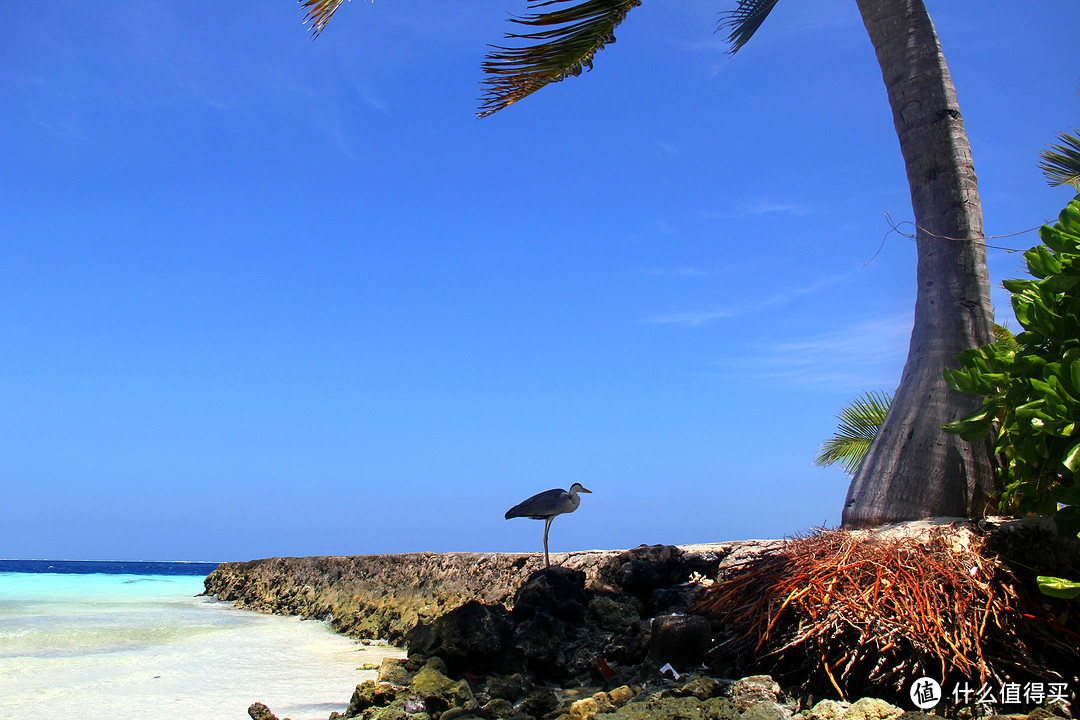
[504,488,569,519]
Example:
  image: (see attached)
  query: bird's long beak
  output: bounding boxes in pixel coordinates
[579,486,593,493]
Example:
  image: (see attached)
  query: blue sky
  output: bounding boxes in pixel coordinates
[1,1,1077,561]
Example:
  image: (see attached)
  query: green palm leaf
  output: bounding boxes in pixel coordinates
[1039,128,1080,190]
[300,0,350,39]
[479,0,641,117]
[993,322,1018,353]
[718,0,781,54]
[814,390,892,476]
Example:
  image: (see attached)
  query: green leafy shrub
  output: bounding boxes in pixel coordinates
[942,194,1080,538]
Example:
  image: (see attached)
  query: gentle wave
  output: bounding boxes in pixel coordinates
[0,569,402,720]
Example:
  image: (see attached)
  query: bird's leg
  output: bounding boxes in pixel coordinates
[543,517,553,567]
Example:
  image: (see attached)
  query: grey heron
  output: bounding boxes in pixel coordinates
[504,483,592,567]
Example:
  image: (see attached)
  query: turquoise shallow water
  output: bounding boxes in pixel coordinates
[0,568,401,720]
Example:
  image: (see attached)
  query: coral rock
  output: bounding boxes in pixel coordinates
[247,703,279,720]
[377,656,415,686]
[728,675,782,710]
[843,699,902,720]
[607,686,636,707]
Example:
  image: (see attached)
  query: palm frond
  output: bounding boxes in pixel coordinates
[300,0,356,39]
[717,0,781,54]
[1039,128,1080,189]
[992,321,1018,353]
[478,0,642,118]
[814,390,892,476]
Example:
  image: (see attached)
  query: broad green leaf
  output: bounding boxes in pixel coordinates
[1042,224,1069,254]
[942,400,998,441]
[1027,247,1061,278]
[1055,505,1080,537]
[1014,400,1045,419]
[1071,360,1080,396]
[1047,373,1080,405]
[1064,440,1080,473]
[1061,199,1080,234]
[1030,379,1063,407]
[1037,575,1080,599]
[1003,278,1032,294]
[1041,272,1080,294]
[1015,330,1042,347]
[1057,483,1080,505]
[944,367,979,395]
[1013,297,1033,327]
[1031,298,1062,336]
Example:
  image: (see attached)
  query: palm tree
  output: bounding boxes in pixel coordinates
[300,0,998,527]
[1040,128,1080,190]
[815,390,893,476]
[817,325,1013,477]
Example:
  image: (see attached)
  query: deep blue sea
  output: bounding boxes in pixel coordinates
[0,560,401,720]
[0,559,221,576]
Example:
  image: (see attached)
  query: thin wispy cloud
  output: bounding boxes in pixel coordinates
[29,104,95,145]
[646,274,848,327]
[656,140,680,157]
[756,274,846,311]
[702,198,821,219]
[724,312,912,391]
[642,266,713,278]
[351,79,391,113]
[647,309,737,327]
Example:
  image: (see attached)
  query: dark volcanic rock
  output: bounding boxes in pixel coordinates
[203,544,736,645]
[647,613,712,669]
[585,594,642,632]
[481,673,534,702]
[508,567,651,683]
[513,566,588,621]
[407,600,514,674]
[608,544,688,594]
[396,564,665,685]
[517,688,558,718]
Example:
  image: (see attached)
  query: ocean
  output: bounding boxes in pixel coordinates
[0,560,402,720]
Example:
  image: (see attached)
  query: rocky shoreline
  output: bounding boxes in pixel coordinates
[202,543,758,644]
[202,525,1078,720]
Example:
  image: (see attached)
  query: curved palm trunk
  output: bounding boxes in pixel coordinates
[842,0,996,527]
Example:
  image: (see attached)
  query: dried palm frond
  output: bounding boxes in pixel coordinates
[479,0,641,117]
[718,0,781,54]
[694,527,1079,704]
[300,0,356,39]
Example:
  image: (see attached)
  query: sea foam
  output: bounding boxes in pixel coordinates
[0,571,401,720]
